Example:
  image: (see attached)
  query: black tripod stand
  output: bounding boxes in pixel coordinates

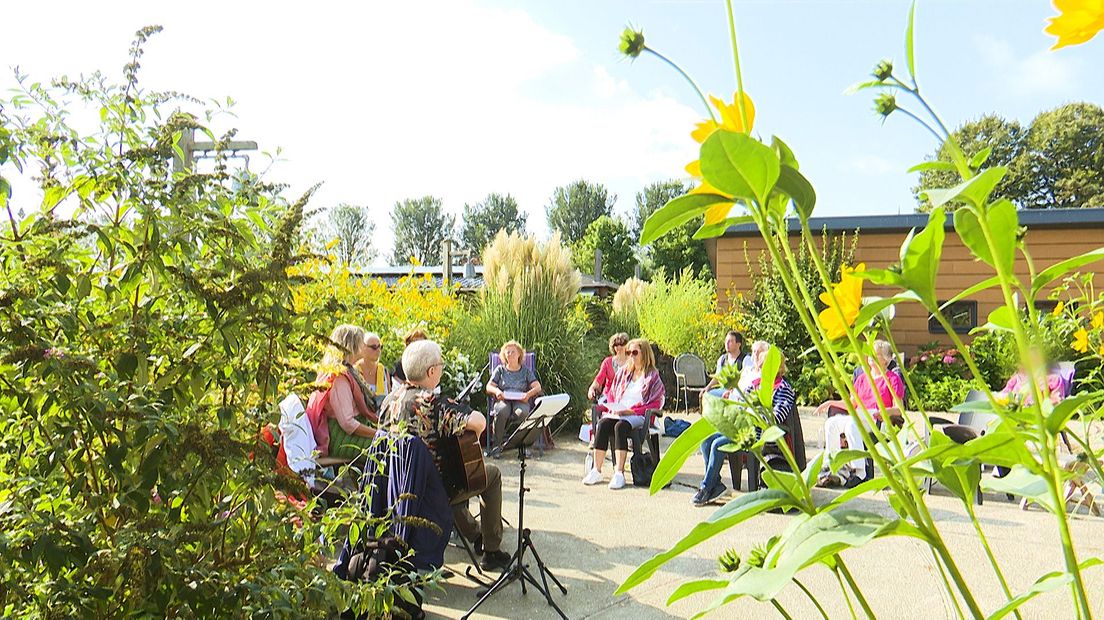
[463,399,568,619]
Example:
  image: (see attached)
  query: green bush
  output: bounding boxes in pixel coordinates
[637,270,734,360]
[906,344,971,411]
[0,31,424,618]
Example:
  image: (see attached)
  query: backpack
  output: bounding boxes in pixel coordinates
[663,417,691,437]
[630,451,657,487]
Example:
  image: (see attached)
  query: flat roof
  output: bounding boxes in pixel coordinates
[722,207,1104,236]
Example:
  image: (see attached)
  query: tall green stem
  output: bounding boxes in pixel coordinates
[722,0,750,130]
[793,578,830,620]
[770,599,794,619]
[643,48,717,123]
[930,548,967,619]
[837,559,876,619]
[835,568,859,620]
[964,500,1021,619]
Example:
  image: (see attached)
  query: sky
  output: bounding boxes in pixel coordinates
[1,0,1100,264]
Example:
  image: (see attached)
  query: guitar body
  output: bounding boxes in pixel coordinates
[438,430,488,504]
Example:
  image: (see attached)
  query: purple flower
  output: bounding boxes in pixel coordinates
[942,355,955,364]
[920,354,929,362]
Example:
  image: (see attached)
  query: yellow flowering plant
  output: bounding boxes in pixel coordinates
[616,1,1104,618]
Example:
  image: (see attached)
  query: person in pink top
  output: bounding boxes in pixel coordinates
[587,332,630,401]
[815,340,905,487]
[999,348,1064,406]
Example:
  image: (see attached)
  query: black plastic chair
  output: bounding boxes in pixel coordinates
[726,408,806,492]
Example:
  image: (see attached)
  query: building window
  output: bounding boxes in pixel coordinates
[1035,300,1060,315]
[929,300,977,334]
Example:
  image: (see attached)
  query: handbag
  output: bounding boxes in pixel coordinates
[630,451,656,487]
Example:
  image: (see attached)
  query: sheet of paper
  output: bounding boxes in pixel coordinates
[502,391,529,401]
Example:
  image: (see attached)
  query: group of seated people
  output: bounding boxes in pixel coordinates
[305,324,522,572]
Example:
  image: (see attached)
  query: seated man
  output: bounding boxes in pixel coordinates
[815,339,904,488]
[380,339,512,572]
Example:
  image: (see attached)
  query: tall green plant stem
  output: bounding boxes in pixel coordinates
[930,548,967,619]
[792,222,986,618]
[973,213,1092,618]
[837,559,876,619]
[834,568,859,620]
[793,578,830,620]
[723,0,750,130]
[963,498,1020,618]
[770,599,794,619]
[643,48,717,124]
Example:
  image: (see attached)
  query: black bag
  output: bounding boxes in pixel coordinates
[341,536,425,620]
[630,452,656,487]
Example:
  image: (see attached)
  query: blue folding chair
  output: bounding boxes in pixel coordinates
[485,351,539,453]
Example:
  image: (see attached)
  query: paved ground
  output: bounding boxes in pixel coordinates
[423,412,1104,619]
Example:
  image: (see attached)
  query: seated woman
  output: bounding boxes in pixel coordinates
[353,331,389,405]
[694,344,796,506]
[485,340,542,457]
[306,324,380,461]
[999,347,1064,406]
[815,339,904,488]
[582,338,665,490]
[587,332,630,401]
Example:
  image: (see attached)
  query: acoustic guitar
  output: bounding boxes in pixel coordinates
[438,429,488,503]
[436,366,491,503]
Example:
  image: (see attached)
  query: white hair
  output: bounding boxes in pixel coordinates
[402,340,443,381]
[873,339,893,363]
[365,331,381,343]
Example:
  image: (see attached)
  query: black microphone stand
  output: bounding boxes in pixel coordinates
[463,411,567,620]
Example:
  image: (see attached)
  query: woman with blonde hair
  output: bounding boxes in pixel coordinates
[583,338,665,490]
[486,340,542,457]
[305,324,379,460]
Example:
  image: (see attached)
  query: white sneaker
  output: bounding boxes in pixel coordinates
[608,472,626,490]
[582,468,603,485]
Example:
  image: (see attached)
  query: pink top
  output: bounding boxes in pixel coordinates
[1003,372,1063,405]
[593,356,623,399]
[853,370,905,419]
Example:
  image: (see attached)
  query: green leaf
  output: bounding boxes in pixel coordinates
[830,450,870,474]
[771,136,799,170]
[1046,392,1102,435]
[969,146,993,170]
[981,466,1057,513]
[980,305,1018,333]
[700,130,780,206]
[692,215,753,240]
[640,193,733,245]
[753,425,786,449]
[649,416,717,494]
[844,79,889,94]
[773,510,929,574]
[908,160,957,174]
[758,346,782,408]
[803,452,825,491]
[115,352,138,380]
[819,476,891,512]
[855,267,904,288]
[899,207,946,305]
[616,489,795,594]
[1031,247,1104,297]
[931,455,981,505]
[921,167,1007,210]
[775,165,816,222]
[667,579,729,605]
[940,276,1001,310]
[853,293,919,331]
[987,558,1104,620]
[904,0,917,82]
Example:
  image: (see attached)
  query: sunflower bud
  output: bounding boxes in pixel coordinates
[718,548,742,573]
[874,93,898,118]
[872,59,893,82]
[747,543,769,568]
[618,27,646,58]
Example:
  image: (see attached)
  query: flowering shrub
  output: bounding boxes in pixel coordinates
[290,258,460,366]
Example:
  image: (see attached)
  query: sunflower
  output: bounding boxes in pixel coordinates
[685,92,756,224]
[817,263,866,340]
[1046,0,1104,49]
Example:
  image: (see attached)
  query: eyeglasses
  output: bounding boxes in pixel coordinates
[366,344,382,350]
[613,342,626,348]
[627,350,641,356]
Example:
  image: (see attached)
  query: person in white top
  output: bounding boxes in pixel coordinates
[701,331,750,396]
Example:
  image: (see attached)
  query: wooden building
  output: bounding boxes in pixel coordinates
[706,208,1104,353]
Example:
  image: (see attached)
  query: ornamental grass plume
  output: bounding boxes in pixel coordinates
[482,230,580,308]
[612,277,651,316]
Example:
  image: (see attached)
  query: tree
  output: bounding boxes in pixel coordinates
[390,196,455,265]
[572,215,636,283]
[1024,103,1104,210]
[319,203,376,266]
[634,180,712,277]
[546,179,616,244]
[459,193,527,256]
[913,104,1104,211]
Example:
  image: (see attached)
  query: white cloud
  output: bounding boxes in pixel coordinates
[0,0,699,262]
[973,34,1078,96]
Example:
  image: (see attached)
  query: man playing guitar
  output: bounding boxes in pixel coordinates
[379,339,512,572]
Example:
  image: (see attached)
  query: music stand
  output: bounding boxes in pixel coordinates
[463,394,569,620]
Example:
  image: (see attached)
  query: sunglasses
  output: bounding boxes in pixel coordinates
[366,344,382,350]
[627,350,641,356]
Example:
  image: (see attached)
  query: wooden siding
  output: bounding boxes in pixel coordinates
[711,226,1104,353]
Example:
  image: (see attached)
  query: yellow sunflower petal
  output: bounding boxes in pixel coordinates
[715,91,756,134]
[703,202,732,225]
[685,159,702,178]
[1092,311,1104,329]
[691,120,719,143]
[1046,0,1104,49]
[1072,328,1090,353]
